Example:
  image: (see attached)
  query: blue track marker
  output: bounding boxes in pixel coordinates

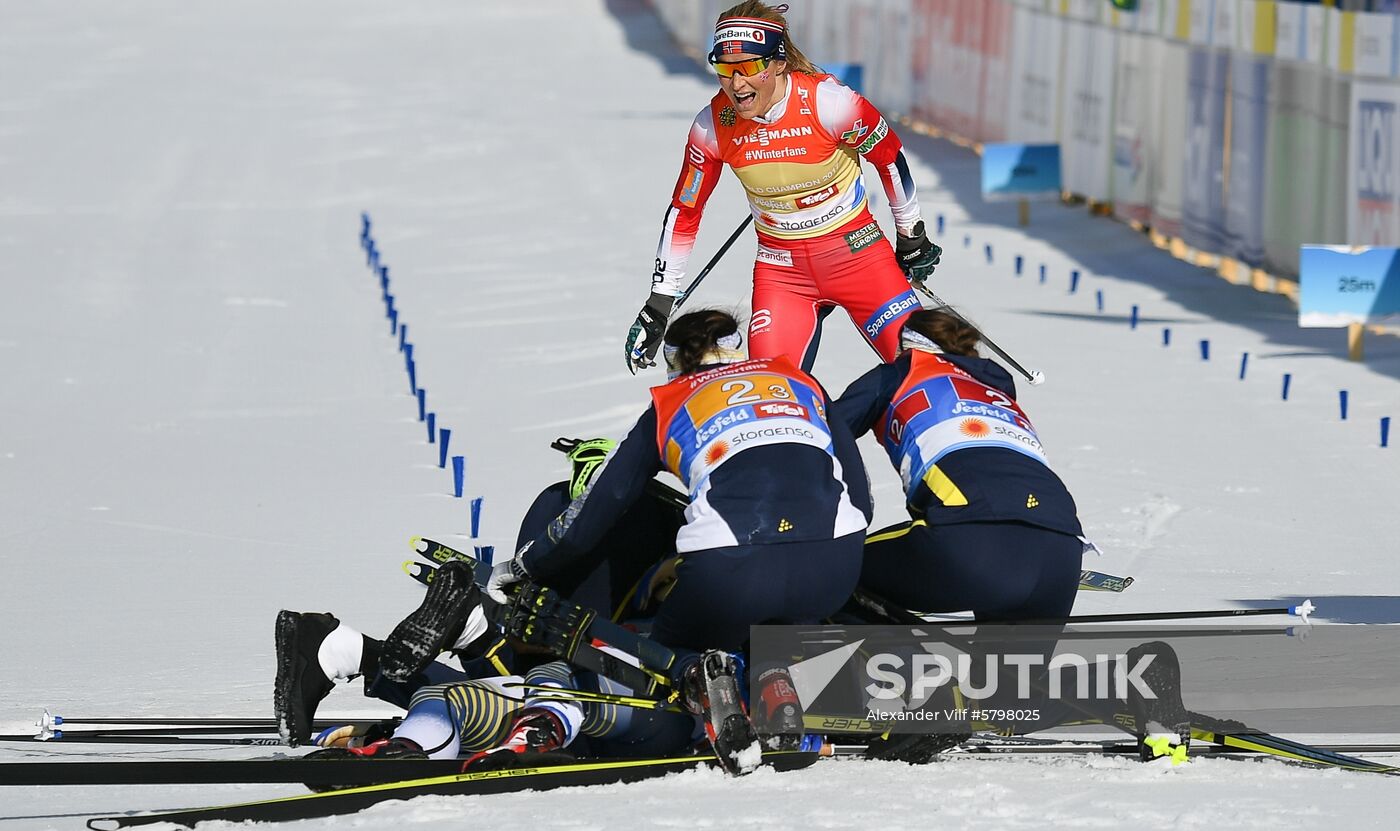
[438,428,452,468]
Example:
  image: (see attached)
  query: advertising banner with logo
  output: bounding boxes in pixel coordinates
[1349,81,1400,247]
[1059,19,1116,201]
[1274,1,1305,61]
[860,0,914,116]
[1149,43,1190,237]
[1005,7,1063,143]
[1352,13,1397,81]
[944,0,988,140]
[1264,62,1351,276]
[1299,246,1400,328]
[982,143,1063,201]
[1111,31,1167,224]
[1224,55,1270,267]
[976,0,1015,143]
[1181,46,1229,254]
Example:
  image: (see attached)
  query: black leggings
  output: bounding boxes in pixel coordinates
[649,531,866,654]
[861,520,1082,621]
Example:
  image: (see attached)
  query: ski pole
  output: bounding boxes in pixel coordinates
[912,284,1045,386]
[672,215,754,311]
[504,683,684,713]
[1,734,288,747]
[1033,601,1315,626]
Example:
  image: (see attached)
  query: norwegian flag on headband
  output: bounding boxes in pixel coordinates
[711,15,786,59]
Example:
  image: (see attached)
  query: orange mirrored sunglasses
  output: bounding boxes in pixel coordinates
[710,55,774,78]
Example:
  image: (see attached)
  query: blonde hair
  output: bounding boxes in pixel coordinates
[717,1,822,76]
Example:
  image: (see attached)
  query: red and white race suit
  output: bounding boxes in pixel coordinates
[654,71,925,368]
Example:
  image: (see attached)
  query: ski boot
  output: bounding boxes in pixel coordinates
[753,666,805,751]
[380,560,487,681]
[1127,640,1191,764]
[274,611,345,747]
[300,736,429,792]
[462,707,568,771]
[682,650,762,775]
[306,736,428,761]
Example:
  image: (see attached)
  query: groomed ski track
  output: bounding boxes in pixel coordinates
[1,1,1398,828]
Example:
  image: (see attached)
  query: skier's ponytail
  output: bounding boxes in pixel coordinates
[663,309,744,377]
[901,309,982,357]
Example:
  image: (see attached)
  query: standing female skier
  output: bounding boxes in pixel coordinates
[625,1,942,374]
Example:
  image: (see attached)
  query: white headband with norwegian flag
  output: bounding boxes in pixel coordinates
[711,15,786,60]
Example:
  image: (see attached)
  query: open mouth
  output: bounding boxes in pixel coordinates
[735,91,757,108]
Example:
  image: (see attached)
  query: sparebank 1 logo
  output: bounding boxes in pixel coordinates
[1357,100,1396,244]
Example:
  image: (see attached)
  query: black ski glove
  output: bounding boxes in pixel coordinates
[624,292,676,373]
[895,220,942,287]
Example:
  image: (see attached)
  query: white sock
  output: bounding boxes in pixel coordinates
[394,705,459,760]
[316,622,364,682]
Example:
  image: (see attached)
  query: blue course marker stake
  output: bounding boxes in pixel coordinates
[452,456,465,497]
[1340,390,1349,420]
[1199,339,1210,361]
[379,265,389,291]
[963,234,971,248]
[1015,255,1024,276]
[1039,264,1047,284]
[438,428,452,468]
[936,215,945,236]
[390,308,398,336]
[404,343,414,364]
[408,359,417,395]
[1130,305,1139,329]
[366,241,376,267]
[1383,417,1392,448]
[1095,289,1104,312]
[1239,352,1248,380]
[984,243,993,264]
[475,544,495,565]
[470,497,483,538]
[399,323,408,352]
[416,388,426,421]
[427,412,436,443]
[1282,373,1292,401]
[386,294,394,318]
[361,211,371,235]
[1162,328,1171,347]
[1069,270,1080,294]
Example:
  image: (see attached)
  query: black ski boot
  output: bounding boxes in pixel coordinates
[682,650,762,775]
[273,610,341,747]
[753,666,805,751]
[1127,640,1191,763]
[380,560,484,681]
